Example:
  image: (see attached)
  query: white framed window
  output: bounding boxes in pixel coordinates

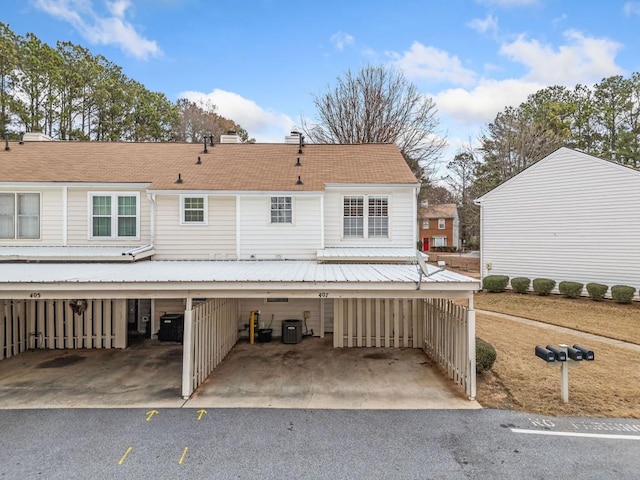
[181,195,207,224]
[0,193,40,239]
[422,219,429,229]
[270,196,292,224]
[89,193,139,239]
[343,195,390,238]
[438,218,446,229]
[368,196,388,237]
[433,236,447,247]
[343,196,364,237]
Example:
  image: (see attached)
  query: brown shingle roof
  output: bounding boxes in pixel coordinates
[420,203,457,218]
[0,141,418,191]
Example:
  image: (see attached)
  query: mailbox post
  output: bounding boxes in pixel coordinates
[534,343,594,403]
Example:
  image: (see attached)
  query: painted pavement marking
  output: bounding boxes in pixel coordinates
[179,447,188,464]
[512,429,640,440]
[118,447,133,465]
[145,410,159,422]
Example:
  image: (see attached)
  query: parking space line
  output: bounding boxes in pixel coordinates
[512,428,640,440]
[179,447,188,464]
[118,447,132,465]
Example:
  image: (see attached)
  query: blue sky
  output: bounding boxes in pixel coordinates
[3,0,640,162]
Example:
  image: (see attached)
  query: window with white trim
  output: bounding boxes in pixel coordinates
[181,196,207,224]
[343,196,364,237]
[270,196,292,223]
[368,196,388,237]
[422,219,429,229]
[0,193,40,239]
[90,193,139,238]
[433,236,447,247]
[438,218,446,229]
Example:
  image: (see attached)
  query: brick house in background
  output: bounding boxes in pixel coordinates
[418,203,460,251]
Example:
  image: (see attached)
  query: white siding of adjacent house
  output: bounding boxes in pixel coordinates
[66,187,151,246]
[238,195,321,260]
[0,187,63,245]
[153,195,236,260]
[323,187,416,248]
[478,148,640,289]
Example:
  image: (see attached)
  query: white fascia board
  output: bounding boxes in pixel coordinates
[149,189,323,196]
[325,183,419,189]
[0,182,151,188]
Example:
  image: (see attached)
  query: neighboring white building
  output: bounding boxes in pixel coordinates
[475,147,640,293]
[1,134,479,399]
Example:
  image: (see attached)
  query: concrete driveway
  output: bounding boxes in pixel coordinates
[0,336,479,410]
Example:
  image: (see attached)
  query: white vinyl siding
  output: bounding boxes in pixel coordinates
[325,187,415,248]
[478,148,640,288]
[154,195,236,260]
[239,195,321,260]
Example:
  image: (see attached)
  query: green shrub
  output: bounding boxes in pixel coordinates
[510,277,530,294]
[558,281,584,299]
[611,285,636,304]
[476,337,497,373]
[532,278,556,296]
[483,275,509,293]
[586,282,608,301]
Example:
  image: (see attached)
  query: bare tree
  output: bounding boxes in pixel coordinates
[303,65,446,181]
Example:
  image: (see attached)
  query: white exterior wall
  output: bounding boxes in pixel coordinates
[323,186,416,248]
[153,195,236,260]
[479,148,640,288]
[238,195,321,260]
[0,187,63,245]
[66,186,151,246]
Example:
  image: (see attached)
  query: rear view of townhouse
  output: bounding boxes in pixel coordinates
[0,133,479,399]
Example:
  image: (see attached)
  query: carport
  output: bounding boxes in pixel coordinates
[1,259,480,406]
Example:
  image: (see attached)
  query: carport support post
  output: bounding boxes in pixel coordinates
[181,297,194,400]
[467,294,477,400]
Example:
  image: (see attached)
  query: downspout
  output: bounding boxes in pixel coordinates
[147,192,156,247]
[413,185,419,249]
[236,196,241,259]
[467,293,477,400]
[320,194,325,250]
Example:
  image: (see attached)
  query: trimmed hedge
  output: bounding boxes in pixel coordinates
[611,285,636,304]
[586,282,608,302]
[532,278,556,296]
[476,337,497,373]
[558,281,584,299]
[483,275,509,293]
[511,277,530,294]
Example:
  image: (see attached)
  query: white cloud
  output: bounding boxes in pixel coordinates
[33,0,162,60]
[500,30,624,85]
[330,31,354,51]
[624,1,640,16]
[467,14,498,35]
[178,89,295,143]
[388,41,477,86]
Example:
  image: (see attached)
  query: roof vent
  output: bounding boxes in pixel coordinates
[203,137,208,154]
[295,176,303,185]
[295,157,301,167]
[196,156,202,165]
[175,173,183,184]
[4,133,9,151]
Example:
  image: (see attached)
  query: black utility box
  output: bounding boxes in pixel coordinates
[281,319,302,344]
[158,313,184,343]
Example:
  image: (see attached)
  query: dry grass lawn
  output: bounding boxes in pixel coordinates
[472,293,640,418]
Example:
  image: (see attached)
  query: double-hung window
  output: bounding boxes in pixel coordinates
[368,197,388,237]
[181,196,207,224]
[343,195,389,238]
[438,218,446,229]
[343,196,364,237]
[0,193,40,239]
[90,193,139,239]
[270,196,292,224]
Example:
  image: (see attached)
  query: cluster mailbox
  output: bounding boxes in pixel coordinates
[533,343,595,403]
